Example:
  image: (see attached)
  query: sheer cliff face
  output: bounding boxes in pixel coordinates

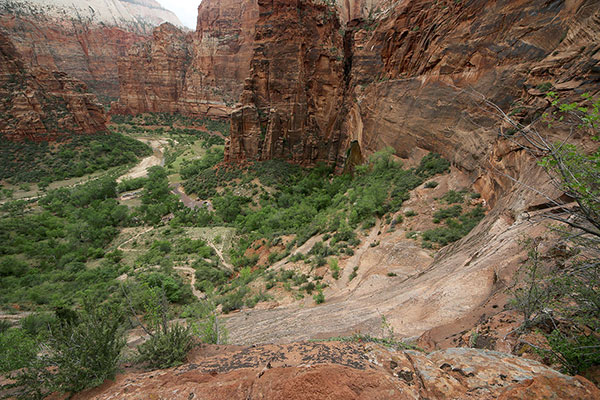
[0,32,107,141]
[113,23,192,115]
[113,0,259,117]
[226,0,599,186]
[226,0,346,164]
[0,0,183,99]
[344,0,599,205]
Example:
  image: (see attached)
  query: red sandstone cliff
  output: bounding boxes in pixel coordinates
[226,0,599,181]
[226,0,346,164]
[0,31,107,141]
[113,0,259,118]
[0,0,183,100]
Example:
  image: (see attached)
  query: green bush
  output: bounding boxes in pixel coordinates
[329,258,340,280]
[423,205,485,246]
[12,303,125,397]
[0,328,38,373]
[415,153,450,178]
[440,190,465,204]
[137,322,193,369]
[313,290,325,304]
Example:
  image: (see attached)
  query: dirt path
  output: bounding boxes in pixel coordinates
[117,227,155,251]
[174,266,205,300]
[206,239,234,272]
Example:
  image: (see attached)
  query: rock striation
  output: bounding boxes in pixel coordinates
[113,0,259,118]
[0,0,183,99]
[226,0,600,178]
[226,0,346,164]
[77,342,600,399]
[0,31,107,141]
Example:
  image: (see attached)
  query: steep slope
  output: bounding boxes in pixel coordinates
[113,0,259,117]
[219,0,599,346]
[0,31,107,141]
[0,0,183,99]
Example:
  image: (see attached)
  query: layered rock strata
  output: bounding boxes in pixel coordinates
[0,0,183,99]
[0,31,107,141]
[113,0,259,118]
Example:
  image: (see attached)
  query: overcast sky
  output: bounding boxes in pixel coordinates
[156,0,199,30]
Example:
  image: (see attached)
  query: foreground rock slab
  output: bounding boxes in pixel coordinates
[78,342,599,399]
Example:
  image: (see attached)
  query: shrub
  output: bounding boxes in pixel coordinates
[137,323,193,369]
[329,258,340,279]
[424,181,439,188]
[21,312,56,337]
[135,288,194,369]
[440,190,465,204]
[433,205,462,222]
[313,290,325,304]
[13,302,125,397]
[349,266,359,281]
[415,153,450,178]
[0,328,38,373]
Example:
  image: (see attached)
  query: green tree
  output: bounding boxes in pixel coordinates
[501,93,600,374]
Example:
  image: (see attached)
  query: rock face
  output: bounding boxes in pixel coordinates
[215,0,600,350]
[113,0,259,117]
[77,342,600,400]
[0,0,183,99]
[1,0,182,32]
[0,31,107,141]
[112,22,192,115]
[335,0,393,24]
[226,0,346,164]
[226,0,600,175]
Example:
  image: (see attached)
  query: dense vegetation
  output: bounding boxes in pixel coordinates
[0,133,151,184]
[0,112,491,396]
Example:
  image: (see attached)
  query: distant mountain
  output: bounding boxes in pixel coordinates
[0,0,183,31]
[0,0,185,100]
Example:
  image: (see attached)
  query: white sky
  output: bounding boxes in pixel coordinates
[156,0,200,30]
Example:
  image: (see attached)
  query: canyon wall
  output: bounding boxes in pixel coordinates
[226,0,346,163]
[0,0,184,99]
[113,0,259,118]
[227,0,599,188]
[221,0,599,347]
[0,31,107,141]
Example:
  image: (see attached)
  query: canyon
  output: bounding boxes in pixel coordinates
[1,0,599,398]
[220,0,600,348]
